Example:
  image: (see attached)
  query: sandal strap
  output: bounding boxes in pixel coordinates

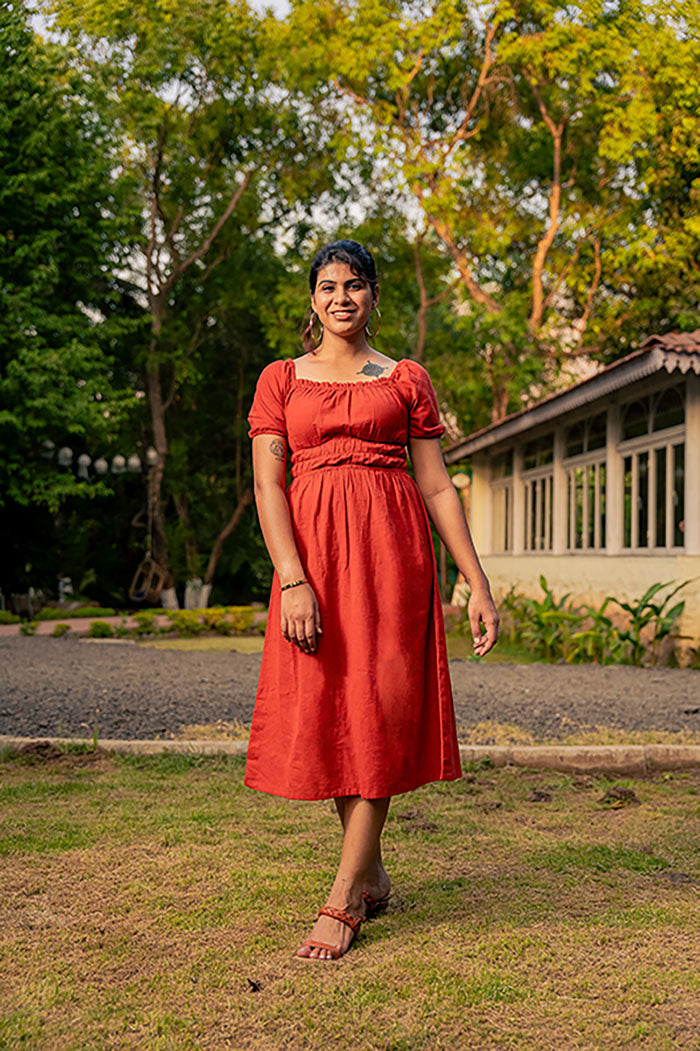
[362,891,390,912]
[317,904,363,933]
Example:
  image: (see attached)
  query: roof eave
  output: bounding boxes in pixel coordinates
[444,348,699,463]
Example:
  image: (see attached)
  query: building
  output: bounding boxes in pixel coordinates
[443,331,700,645]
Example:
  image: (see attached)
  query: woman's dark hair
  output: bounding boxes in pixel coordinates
[301,240,378,353]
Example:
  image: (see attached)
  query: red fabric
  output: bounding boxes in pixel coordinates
[245,357,462,800]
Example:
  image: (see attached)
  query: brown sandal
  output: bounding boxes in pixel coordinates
[296,905,364,961]
[362,891,391,918]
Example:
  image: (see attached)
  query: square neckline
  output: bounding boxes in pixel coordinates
[290,357,407,388]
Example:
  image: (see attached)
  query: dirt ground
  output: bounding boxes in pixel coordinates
[1,636,699,742]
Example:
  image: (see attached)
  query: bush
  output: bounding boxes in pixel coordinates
[19,620,38,636]
[0,610,20,624]
[88,620,114,638]
[132,609,158,635]
[225,606,255,633]
[37,606,116,621]
[51,623,71,638]
[164,609,207,637]
[462,577,691,667]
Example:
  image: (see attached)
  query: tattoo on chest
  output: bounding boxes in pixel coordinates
[357,360,387,378]
[269,438,286,461]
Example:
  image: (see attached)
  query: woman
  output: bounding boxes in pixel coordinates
[247,240,499,961]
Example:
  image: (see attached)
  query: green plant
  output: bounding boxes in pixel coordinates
[51,623,71,638]
[518,576,583,661]
[132,609,157,635]
[164,609,206,637]
[225,606,254,633]
[88,620,114,638]
[607,580,690,667]
[0,610,20,624]
[565,600,628,665]
[19,620,38,636]
[37,606,117,621]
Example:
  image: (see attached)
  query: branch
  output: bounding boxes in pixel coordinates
[443,22,497,159]
[415,196,501,314]
[204,488,254,586]
[572,236,602,354]
[163,170,253,294]
[523,69,566,333]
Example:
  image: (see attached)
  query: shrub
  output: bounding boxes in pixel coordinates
[132,609,157,635]
[19,620,38,636]
[37,606,116,621]
[225,606,255,633]
[0,610,20,624]
[51,623,71,638]
[607,580,690,667]
[88,620,114,638]
[164,609,207,637]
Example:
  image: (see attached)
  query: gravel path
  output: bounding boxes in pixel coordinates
[1,637,699,742]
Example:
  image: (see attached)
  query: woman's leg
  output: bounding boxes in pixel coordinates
[297,795,391,960]
[334,796,391,905]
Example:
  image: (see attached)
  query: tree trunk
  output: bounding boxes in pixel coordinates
[204,488,254,587]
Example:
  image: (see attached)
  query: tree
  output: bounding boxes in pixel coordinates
[46,0,351,601]
[282,0,700,421]
[0,2,135,515]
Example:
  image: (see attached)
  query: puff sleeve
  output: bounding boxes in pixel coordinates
[247,360,288,439]
[403,360,446,439]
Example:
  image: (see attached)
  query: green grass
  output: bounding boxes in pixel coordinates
[1,751,699,1049]
[138,636,264,653]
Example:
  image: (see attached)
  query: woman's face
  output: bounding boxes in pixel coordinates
[310,262,378,340]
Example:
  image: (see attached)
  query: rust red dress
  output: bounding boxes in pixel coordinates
[245,357,462,800]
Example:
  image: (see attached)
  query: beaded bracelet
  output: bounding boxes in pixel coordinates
[280,577,308,591]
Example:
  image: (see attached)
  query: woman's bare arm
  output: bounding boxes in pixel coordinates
[409,436,499,656]
[252,434,322,653]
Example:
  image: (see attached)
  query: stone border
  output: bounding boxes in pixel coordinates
[1,735,699,774]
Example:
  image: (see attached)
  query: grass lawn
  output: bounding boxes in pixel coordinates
[1,749,698,1050]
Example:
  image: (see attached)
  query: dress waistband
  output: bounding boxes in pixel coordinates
[291,437,408,478]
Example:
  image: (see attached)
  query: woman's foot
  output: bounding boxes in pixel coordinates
[296,887,366,961]
[362,862,392,916]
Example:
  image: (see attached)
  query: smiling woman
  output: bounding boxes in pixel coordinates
[246,239,499,963]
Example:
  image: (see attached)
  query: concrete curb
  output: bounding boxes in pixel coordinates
[2,735,700,774]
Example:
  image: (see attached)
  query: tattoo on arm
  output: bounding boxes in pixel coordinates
[357,360,387,378]
[269,438,286,462]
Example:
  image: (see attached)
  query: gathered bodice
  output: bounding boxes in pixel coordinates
[247,356,446,479]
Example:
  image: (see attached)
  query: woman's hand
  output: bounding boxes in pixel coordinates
[468,585,499,657]
[280,582,323,654]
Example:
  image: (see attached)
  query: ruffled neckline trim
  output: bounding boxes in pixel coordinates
[288,357,409,389]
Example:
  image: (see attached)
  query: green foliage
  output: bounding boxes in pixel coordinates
[19,620,38,636]
[282,0,700,419]
[37,606,116,621]
[465,577,690,666]
[162,606,256,637]
[0,3,137,512]
[163,610,208,637]
[88,620,114,638]
[0,610,20,624]
[132,610,158,635]
[516,575,582,662]
[51,623,71,637]
[606,581,691,668]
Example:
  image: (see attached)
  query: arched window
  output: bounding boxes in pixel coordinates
[652,386,685,432]
[621,398,650,440]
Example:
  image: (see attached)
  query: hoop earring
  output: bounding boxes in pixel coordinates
[311,311,323,346]
[365,306,381,339]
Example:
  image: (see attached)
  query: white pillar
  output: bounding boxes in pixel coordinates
[470,455,491,555]
[512,443,525,554]
[684,372,700,555]
[552,425,566,553]
[606,402,623,554]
